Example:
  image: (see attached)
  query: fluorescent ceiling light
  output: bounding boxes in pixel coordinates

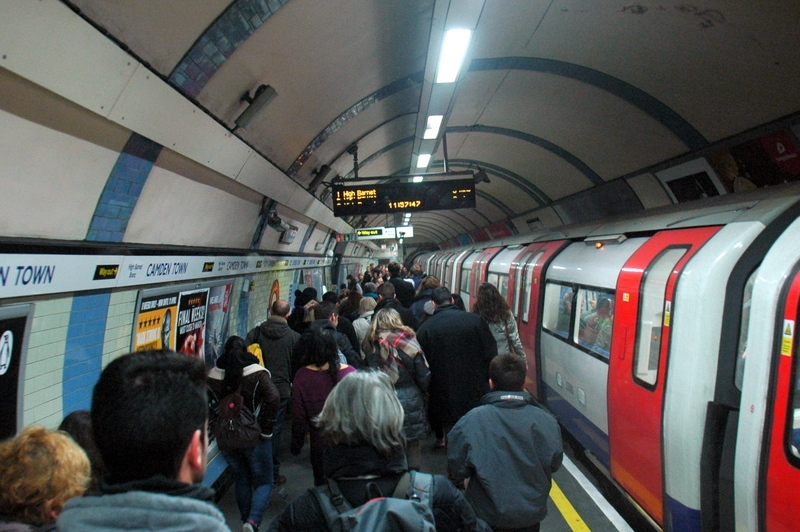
[416,154,431,168]
[413,175,423,183]
[423,115,444,139]
[403,221,409,226]
[436,29,472,83]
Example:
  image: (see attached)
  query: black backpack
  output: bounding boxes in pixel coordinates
[313,471,436,531]
[209,382,261,451]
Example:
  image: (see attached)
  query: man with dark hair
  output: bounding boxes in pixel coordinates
[447,354,563,532]
[321,291,359,353]
[245,299,301,486]
[417,286,497,448]
[375,281,418,330]
[58,350,230,531]
[387,261,415,307]
[302,301,361,368]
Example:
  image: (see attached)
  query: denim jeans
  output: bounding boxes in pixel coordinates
[272,397,290,477]
[222,437,274,526]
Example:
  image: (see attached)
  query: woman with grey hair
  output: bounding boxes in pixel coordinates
[362,308,430,469]
[267,371,491,532]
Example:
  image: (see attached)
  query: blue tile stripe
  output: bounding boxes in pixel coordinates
[62,292,111,415]
[287,72,424,176]
[87,133,163,243]
[469,56,709,151]
[298,221,317,253]
[169,0,290,98]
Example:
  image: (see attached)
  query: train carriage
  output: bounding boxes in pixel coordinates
[414,182,800,532]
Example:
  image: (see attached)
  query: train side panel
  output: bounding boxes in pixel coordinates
[662,222,765,531]
[508,241,570,399]
[540,238,647,467]
[608,226,721,527]
[735,218,800,532]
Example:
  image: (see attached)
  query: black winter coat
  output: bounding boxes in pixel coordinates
[416,305,498,424]
[266,444,491,532]
[374,297,419,331]
[245,316,301,399]
[364,330,431,442]
[389,276,416,308]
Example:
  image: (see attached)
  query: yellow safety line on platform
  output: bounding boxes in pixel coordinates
[550,479,591,531]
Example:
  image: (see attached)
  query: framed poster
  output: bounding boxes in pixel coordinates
[656,158,727,203]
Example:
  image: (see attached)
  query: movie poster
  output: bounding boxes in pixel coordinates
[176,289,209,360]
[204,284,232,368]
[134,293,179,351]
[0,315,27,440]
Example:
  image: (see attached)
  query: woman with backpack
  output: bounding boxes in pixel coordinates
[362,308,430,470]
[290,329,356,486]
[267,371,492,531]
[207,336,280,532]
[473,282,527,362]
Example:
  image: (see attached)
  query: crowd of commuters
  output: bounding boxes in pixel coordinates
[0,261,563,532]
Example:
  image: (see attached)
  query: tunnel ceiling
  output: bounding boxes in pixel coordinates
[66,0,800,248]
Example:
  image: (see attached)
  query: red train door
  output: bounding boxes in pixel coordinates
[608,226,720,526]
[763,265,800,532]
[469,247,502,310]
[508,240,569,399]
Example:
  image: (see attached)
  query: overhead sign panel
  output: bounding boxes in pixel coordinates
[332,178,475,217]
[356,227,396,240]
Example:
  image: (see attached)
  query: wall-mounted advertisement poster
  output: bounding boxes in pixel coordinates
[0,306,31,440]
[133,281,233,367]
[204,284,232,368]
[176,289,208,361]
[134,293,178,351]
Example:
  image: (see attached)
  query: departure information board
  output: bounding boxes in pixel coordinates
[332,178,476,217]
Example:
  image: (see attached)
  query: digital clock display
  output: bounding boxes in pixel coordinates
[332,178,476,217]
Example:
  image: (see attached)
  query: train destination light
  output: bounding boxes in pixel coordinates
[332,178,475,217]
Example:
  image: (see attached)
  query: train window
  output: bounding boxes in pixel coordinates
[513,252,532,317]
[633,248,687,387]
[460,267,470,295]
[786,299,800,463]
[497,274,509,298]
[517,251,544,323]
[576,288,615,358]
[542,282,574,339]
[734,270,757,391]
[487,273,499,290]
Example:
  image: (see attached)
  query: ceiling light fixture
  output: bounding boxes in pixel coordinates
[423,115,444,139]
[413,175,423,183]
[416,154,431,168]
[436,29,472,83]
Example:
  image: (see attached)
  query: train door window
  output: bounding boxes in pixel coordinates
[513,252,534,317]
[522,252,544,323]
[788,335,800,461]
[633,248,687,387]
[487,273,499,290]
[734,270,757,391]
[497,274,509,299]
[542,282,573,339]
[461,267,470,295]
[576,288,615,358]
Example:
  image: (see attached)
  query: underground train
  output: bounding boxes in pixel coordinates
[416,183,800,532]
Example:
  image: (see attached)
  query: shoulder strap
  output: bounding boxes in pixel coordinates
[311,483,351,528]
